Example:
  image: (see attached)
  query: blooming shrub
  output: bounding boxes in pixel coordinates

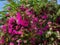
[0,0,60,45]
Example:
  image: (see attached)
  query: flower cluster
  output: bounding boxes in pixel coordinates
[0,0,60,45]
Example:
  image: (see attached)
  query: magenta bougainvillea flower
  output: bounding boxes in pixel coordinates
[41,15,48,19]
[20,5,26,11]
[19,19,29,27]
[8,29,12,34]
[16,12,29,27]
[16,12,22,20]
[37,30,43,36]
[25,9,32,15]
[8,17,16,24]
[1,25,7,33]
[0,37,4,44]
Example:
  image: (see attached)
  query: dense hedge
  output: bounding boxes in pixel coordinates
[0,0,60,45]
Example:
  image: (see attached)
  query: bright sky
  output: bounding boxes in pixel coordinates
[0,1,8,11]
[57,0,60,4]
[0,0,60,11]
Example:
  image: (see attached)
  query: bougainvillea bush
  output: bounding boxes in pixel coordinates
[0,0,60,45]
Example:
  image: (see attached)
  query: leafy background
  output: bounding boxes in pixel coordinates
[0,0,60,11]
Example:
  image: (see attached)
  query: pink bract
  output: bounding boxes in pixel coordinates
[9,42,14,45]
